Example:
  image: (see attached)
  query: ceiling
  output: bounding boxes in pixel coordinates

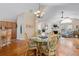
[0,3,79,23]
[0,3,38,20]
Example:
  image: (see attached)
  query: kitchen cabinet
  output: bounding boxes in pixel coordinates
[0,21,17,39]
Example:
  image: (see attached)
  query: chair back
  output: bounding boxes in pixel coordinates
[48,32,58,56]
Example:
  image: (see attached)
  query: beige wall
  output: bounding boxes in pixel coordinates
[24,11,36,38]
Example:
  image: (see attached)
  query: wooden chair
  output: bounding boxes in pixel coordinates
[0,30,2,48]
[0,29,12,48]
[1,30,7,47]
[48,32,58,56]
[39,32,58,56]
[6,29,12,45]
[27,40,38,56]
[24,33,38,56]
[40,42,49,56]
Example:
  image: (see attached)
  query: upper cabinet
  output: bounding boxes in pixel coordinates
[0,21,17,29]
[0,20,17,39]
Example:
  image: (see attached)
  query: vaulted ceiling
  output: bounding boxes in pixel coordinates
[0,3,79,24]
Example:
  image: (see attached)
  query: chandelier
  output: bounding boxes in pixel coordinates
[34,3,45,18]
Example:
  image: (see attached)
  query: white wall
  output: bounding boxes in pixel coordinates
[17,14,25,40]
[17,11,36,40]
[0,3,38,20]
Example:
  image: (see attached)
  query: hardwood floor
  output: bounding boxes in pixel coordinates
[56,38,79,56]
[0,40,27,56]
[0,38,79,56]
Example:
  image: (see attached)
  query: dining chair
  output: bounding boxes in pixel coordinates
[6,29,12,45]
[27,40,38,56]
[40,42,49,56]
[0,31,3,48]
[24,33,38,56]
[1,30,7,47]
[48,32,58,56]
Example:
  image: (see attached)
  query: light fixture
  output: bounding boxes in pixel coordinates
[61,18,72,24]
[61,11,64,18]
[34,3,45,18]
[60,11,72,24]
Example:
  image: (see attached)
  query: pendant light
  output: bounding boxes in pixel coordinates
[61,11,72,24]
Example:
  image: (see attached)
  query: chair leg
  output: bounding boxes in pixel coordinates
[0,39,2,48]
